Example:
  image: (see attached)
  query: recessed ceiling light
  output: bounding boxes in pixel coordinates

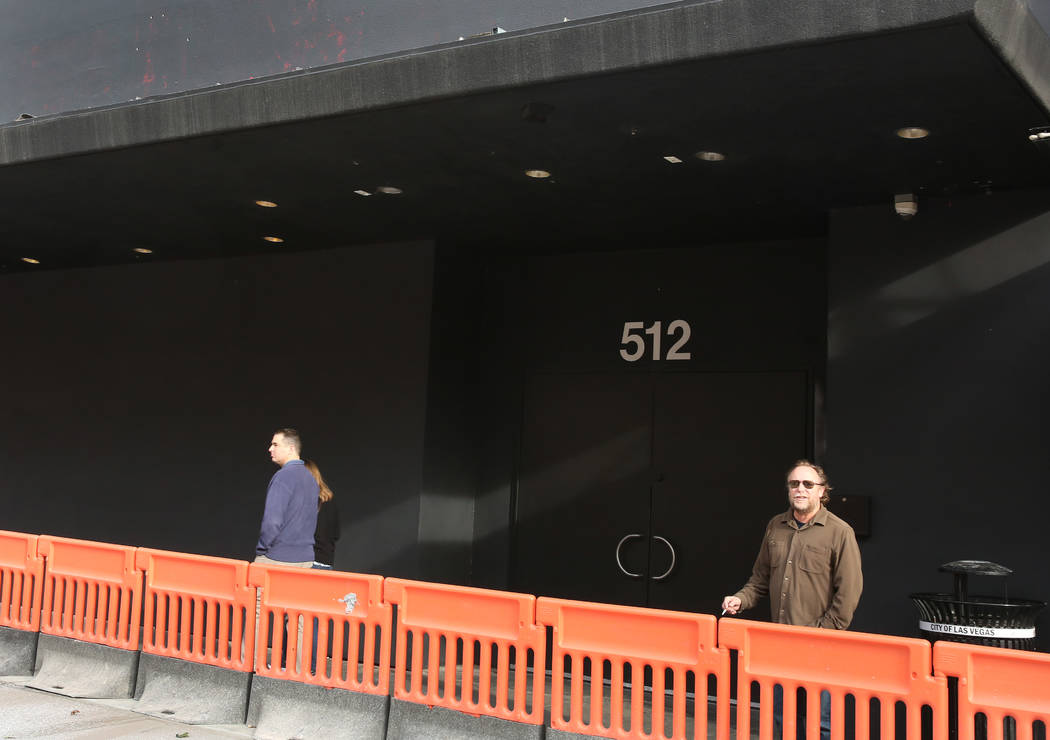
[663,155,683,164]
[695,151,726,162]
[896,127,929,139]
[354,189,372,197]
[263,236,284,243]
[21,257,40,264]
[133,248,153,254]
[377,186,403,195]
[254,200,278,208]
[525,169,551,178]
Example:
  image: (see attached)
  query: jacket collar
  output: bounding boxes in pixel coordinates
[779,505,828,527]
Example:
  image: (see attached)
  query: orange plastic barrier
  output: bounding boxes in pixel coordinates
[386,578,545,725]
[0,530,44,632]
[137,548,255,672]
[719,618,947,740]
[36,535,142,650]
[248,563,390,693]
[935,641,1050,740]
[537,597,729,740]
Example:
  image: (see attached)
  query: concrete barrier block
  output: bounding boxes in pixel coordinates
[547,729,611,740]
[386,698,545,740]
[0,625,38,676]
[247,674,389,739]
[27,634,138,698]
[132,652,251,724]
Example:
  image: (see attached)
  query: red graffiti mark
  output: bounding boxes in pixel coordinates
[267,15,275,33]
[143,52,155,84]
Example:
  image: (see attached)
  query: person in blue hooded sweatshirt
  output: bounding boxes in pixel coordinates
[255,427,319,567]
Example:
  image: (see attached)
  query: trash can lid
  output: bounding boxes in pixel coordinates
[939,560,1012,576]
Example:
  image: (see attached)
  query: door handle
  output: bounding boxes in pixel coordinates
[651,536,676,581]
[615,534,644,578]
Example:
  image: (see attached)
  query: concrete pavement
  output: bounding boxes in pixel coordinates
[0,681,253,740]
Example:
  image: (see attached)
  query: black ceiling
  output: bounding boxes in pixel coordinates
[1,14,1049,272]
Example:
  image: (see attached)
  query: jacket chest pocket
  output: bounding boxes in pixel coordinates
[799,544,830,573]
[767,538,784,562]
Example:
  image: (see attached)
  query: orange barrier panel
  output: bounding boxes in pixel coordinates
[136,548,255,672]
[36,535,142,650]
[537,597,729,740]
[386,578,545,725]
[935,641,1050,740]
[719,618,947,740]
[248,563,390,693]
[0,530,44,632]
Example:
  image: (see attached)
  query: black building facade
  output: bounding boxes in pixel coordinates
[2,0,1049,647]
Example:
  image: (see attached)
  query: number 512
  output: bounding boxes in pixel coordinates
[619,320,691,362]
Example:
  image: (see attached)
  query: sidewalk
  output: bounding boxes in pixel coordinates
[0,681,252,740]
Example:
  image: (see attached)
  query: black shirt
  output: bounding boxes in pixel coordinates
[313,497,341,566]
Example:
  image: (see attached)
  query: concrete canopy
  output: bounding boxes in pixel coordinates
[2,0,1050,270]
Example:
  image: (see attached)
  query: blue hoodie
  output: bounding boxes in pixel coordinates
[256,459,319,562]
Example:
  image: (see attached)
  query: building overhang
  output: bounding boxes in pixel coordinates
[2,0,1050,270]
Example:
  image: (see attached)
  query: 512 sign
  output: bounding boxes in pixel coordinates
[619,320,692,362]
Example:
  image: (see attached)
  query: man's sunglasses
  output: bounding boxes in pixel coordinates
[787,479,823,490]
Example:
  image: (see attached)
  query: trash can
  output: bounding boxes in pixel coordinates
[909,560,1044,651]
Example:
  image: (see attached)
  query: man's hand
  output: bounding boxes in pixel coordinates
[721,596,741,615]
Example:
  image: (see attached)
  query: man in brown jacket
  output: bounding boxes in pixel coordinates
[721,459,862,739]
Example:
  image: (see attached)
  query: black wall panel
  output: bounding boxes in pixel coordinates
[827,191,1050,648]
[0,242,433,577]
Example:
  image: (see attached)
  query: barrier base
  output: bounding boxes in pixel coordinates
[247,674,389,739]
[387,698,544,740]
[27,634,138,698]
[548,729,612,740]
[0,625,38,676]
[132,652,251,724]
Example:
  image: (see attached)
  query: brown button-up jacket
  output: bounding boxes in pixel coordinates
[734,506,863,629]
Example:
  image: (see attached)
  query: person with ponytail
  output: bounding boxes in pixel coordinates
[304,459,340,674]
[304,459,340,570]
